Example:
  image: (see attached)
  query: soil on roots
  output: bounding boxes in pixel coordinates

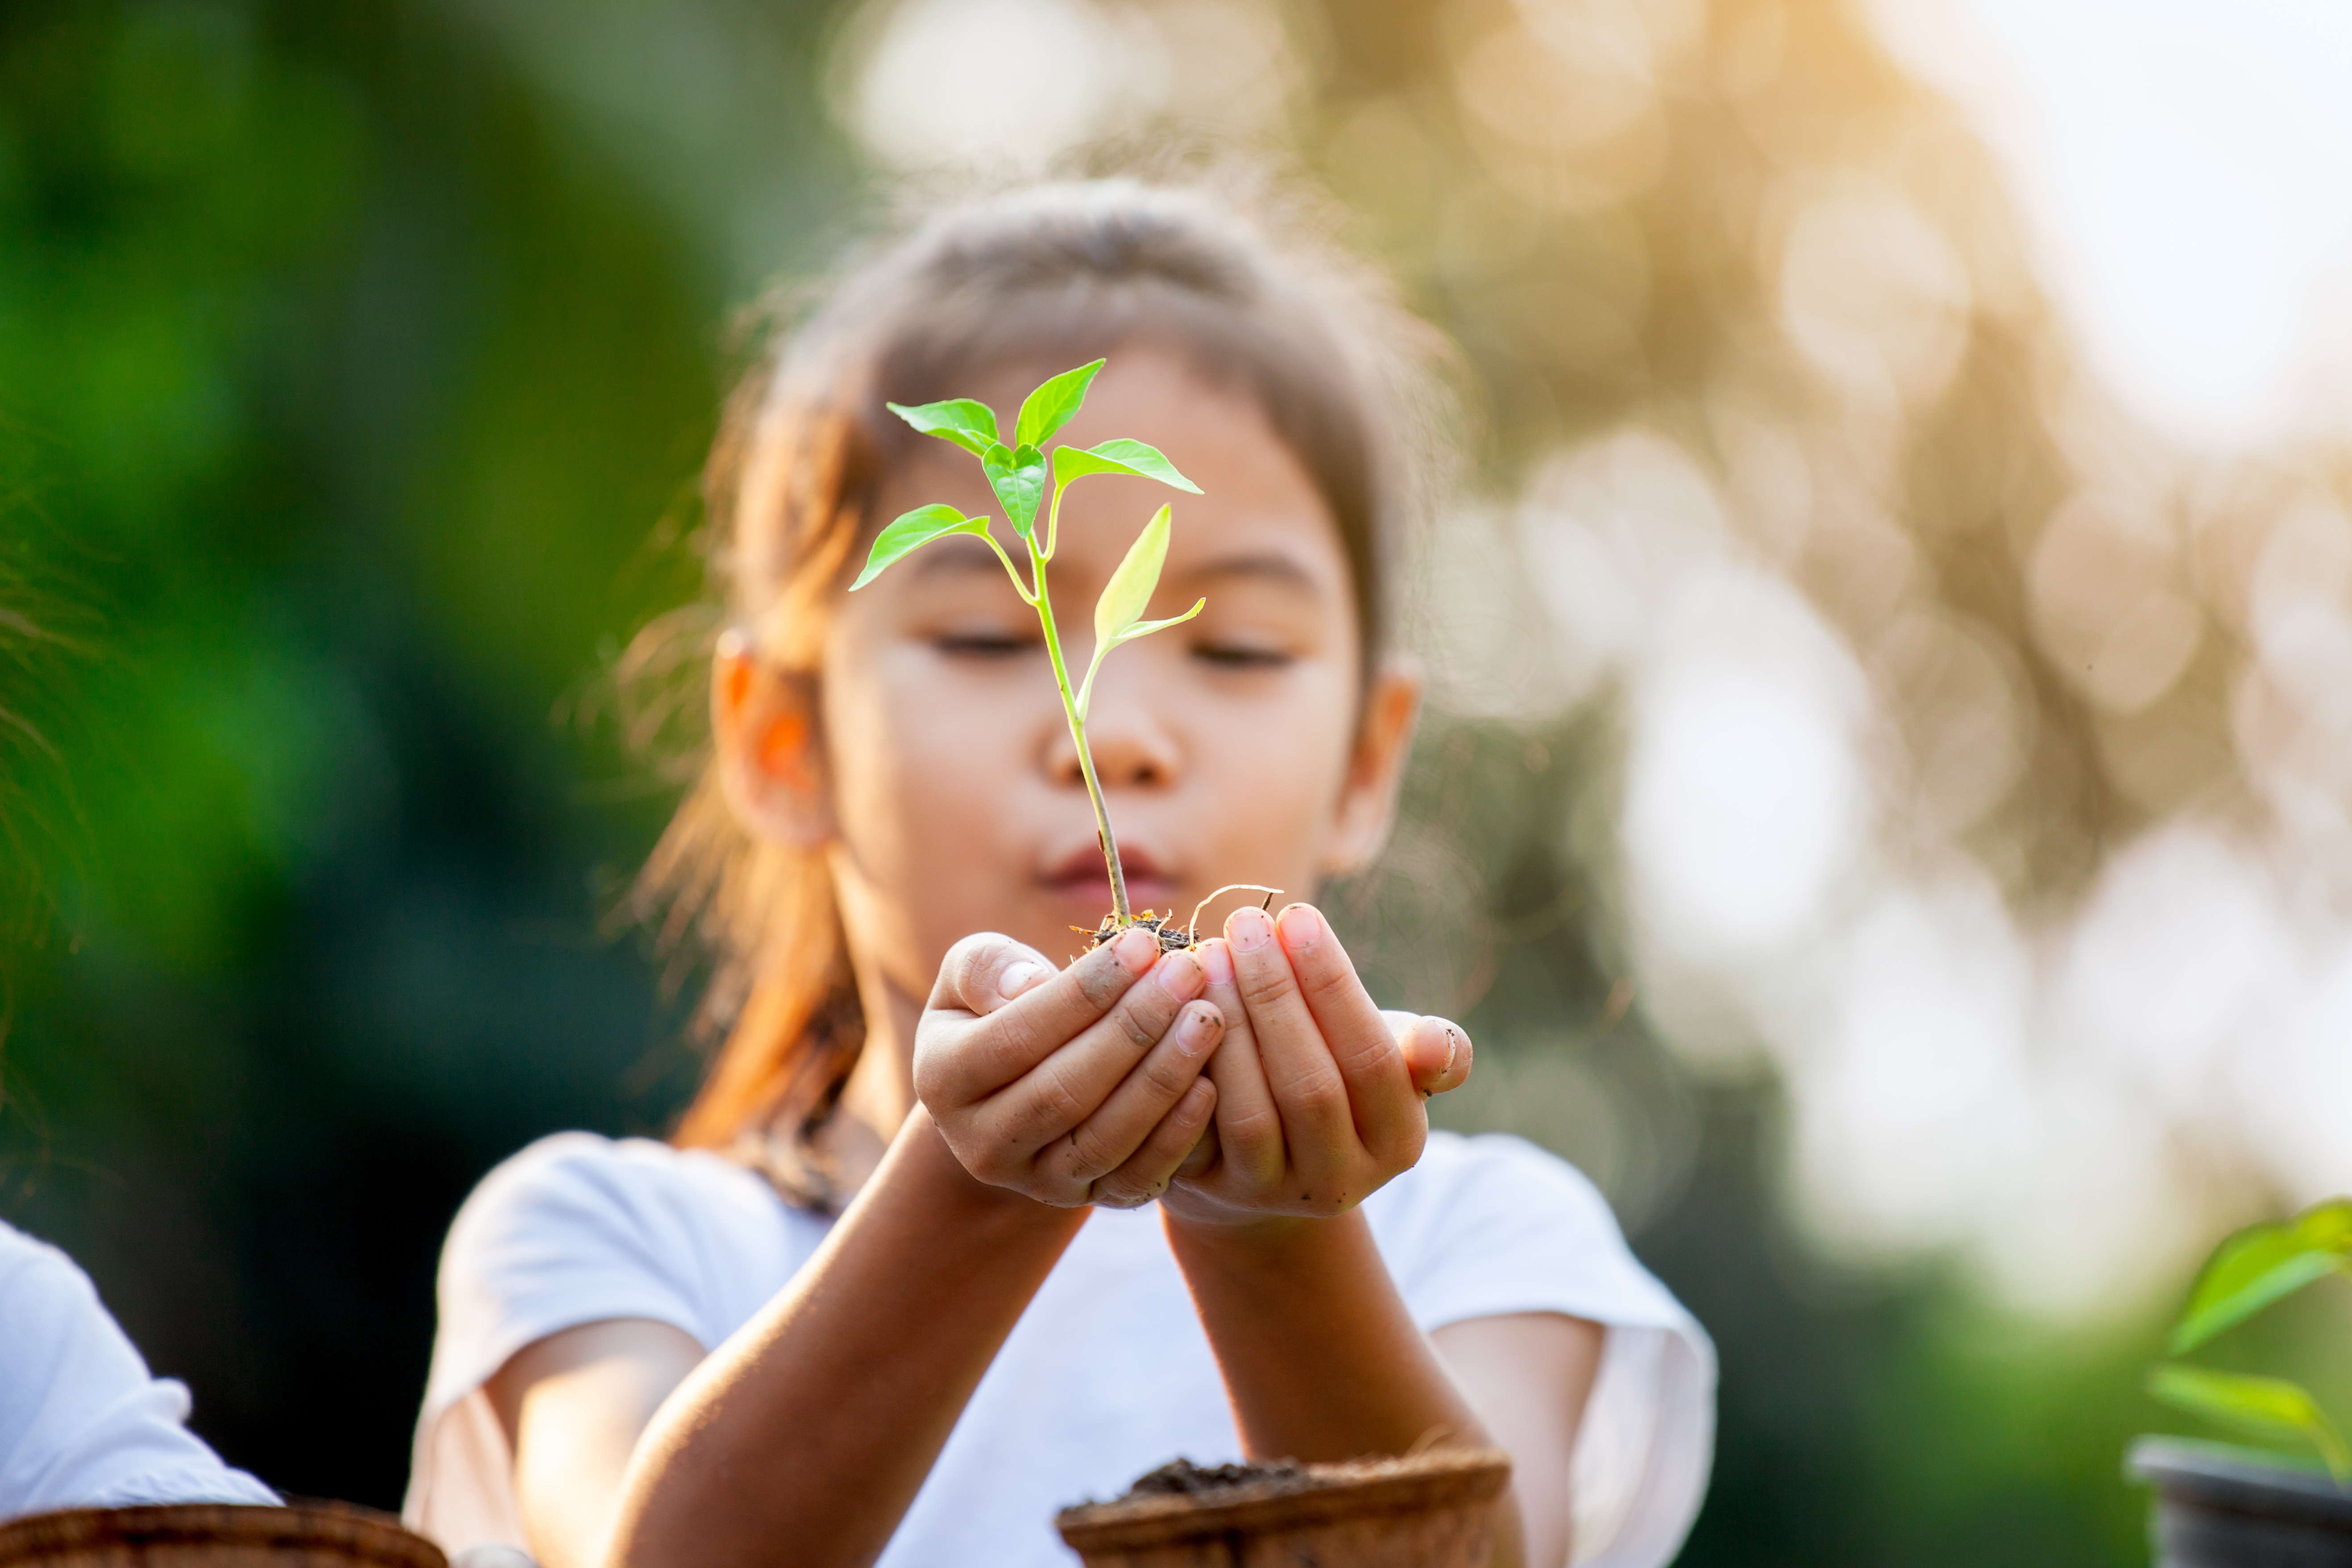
[1120,1458,1308,1499]
[1079,911,1196,953]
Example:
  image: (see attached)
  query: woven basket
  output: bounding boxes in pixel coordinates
[1055,1449,1511,1568]
[0,1504,444,1568]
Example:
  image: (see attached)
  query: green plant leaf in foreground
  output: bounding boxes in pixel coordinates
[2149,1364,2352,1479]
[2171,1199,2352,1353]
[1015,359,1104,449]
[1051,438,1202,494]
[852,504,994,590]
[1095,503,1173,647]
[887,397,1000,457]
[985,442,1048,537]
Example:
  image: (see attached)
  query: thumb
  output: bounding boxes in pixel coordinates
[1386,1012,1472,1099]
[934,932,1057,1016]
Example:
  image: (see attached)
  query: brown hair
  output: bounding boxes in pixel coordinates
[622,173,1450,1207]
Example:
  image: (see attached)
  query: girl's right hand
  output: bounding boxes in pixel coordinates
[912,929,1228,1210]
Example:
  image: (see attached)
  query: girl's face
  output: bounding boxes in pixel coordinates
[736,351,1419,1000]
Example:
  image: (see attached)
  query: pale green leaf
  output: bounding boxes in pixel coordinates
[1110,599,1206,647]
[2149,1364,2352,1478]
[886,398,1000,458]
[1050,438,1202,494]
[852,504,992,590]
[1014,359,1105,449]
[1095,503,1172,647]
[2172,1200,2352,1352]
[985,442,1047,538]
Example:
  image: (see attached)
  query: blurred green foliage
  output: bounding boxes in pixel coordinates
[0,0,2217,1562]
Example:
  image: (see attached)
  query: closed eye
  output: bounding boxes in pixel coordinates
[1191,639,1294,671]
[933,630,1041,660]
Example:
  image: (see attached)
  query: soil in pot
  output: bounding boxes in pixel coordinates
[0,1503,445,1568]
[1056,1448,1511,1568]
[2131,1435,2352,1568]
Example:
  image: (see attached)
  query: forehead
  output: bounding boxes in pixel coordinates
[878,350,1354,590]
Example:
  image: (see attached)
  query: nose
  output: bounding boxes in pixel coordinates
[1044,678,1181,792]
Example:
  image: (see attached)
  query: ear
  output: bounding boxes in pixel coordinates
[1320,656,1424,877]
[712,632,834,848]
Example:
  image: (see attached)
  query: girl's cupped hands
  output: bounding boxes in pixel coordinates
[911,904,1472,1221]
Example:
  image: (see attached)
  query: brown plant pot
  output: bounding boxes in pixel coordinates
[0,1504,445,1568]
[1055,1449,1512,1568]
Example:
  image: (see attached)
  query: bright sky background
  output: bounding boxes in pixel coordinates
[1870,0,2352,451]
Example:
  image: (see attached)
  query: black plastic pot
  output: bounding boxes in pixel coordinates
[2131,1436,2352,1567]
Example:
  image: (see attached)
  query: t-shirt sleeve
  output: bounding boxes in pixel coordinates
[1369,1133,1717,1568]
[405,1133,806,1553]
[0,1223,279,1520]
[421,1134,756,1427]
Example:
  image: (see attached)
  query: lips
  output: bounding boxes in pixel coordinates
[1038,839,1179,915]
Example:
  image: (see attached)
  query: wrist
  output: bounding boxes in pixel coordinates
[1161,1204,1366,1266]
[876,1103,1089,1240]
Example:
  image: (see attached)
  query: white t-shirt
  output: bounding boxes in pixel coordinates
[405,1130,1714,1568]
[0,1221,279,1520]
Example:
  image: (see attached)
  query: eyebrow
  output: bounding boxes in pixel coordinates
[1176,552,1323,595]
[903,542,1324,595]
[904,538,1006,580]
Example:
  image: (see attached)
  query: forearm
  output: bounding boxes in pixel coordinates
[1166,1210,1525,1568]
[604,1106,1087,1568]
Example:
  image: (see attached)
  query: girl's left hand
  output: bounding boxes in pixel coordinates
[1161,901,1473,1232]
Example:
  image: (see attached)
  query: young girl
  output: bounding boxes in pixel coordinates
[404,177,1713,1568]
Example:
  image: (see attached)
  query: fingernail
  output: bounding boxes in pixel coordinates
[1441,1024,1460,1076]
[1277,903,1326,951]
[1175,1002,1222,1055]
[1113,928,1158,973]
[1198,940,1233,986]
[999,961,1049,1001]
[1228,905,1273,953]
[1156,950,1205,1001]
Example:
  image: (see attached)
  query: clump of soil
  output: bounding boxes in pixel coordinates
[1081,911,1196,953]
[1121,1458,1307,1499]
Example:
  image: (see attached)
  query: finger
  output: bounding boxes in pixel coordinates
[1223,904,1356,1170]
[1174,1121,1220,1182]
[1275,903,1423,1163]
[916,928,1158,1109]
[978,946,1211,1157]
[1092,1078,1219,1209]
[928,931,1057,1013]
[1398,1015,1473,1098]
[1196,937,1283,1188]
[1039,999,1224,1192]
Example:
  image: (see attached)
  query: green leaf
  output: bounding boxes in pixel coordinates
[887,398,1000,458]
[851,504,993,590]
[1095,503,1174,647]
[1112,600,1206,647]
[1050,438,1202,494]
[2172,1200,2352,1352]
[983,443,1047,538]
[2149,1364,2352,1479]
[1014,359,1105,449]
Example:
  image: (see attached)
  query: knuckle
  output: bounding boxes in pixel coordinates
[1141,1050,1200,1102]
[1064,1123,1124,1181]
[946,933,1008,994]
[1009,1066,1087,1146]
[1282,1061,1348,1110]
[1237,964,1292,1012]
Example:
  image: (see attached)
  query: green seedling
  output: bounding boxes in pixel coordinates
[853,358,1209,942]
[2149,1197,2352,1479]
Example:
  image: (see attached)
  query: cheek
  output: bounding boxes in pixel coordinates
[1185,661,1364,871]
[818,640,1031,879]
